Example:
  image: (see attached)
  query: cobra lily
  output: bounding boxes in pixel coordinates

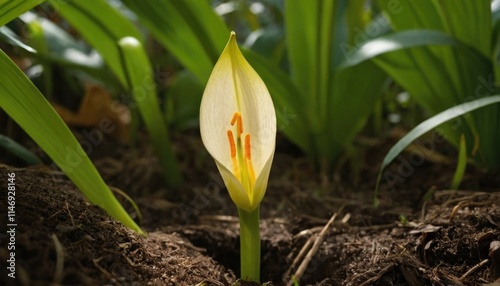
[200,31,276,213]
[200,31,276,282]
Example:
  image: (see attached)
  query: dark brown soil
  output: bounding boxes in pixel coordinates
[0,131,499,286]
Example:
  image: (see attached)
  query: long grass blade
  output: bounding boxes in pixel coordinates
[121,0,228,84]
[0,0,45,26]
[338,30,461,69]
[51,0,182,187]
[0,49,143,234]
[121,0,311,156]
[450,134,467,190]
[0,134,42,165]
[17,11,116,91]
[49,0,142,86]
[118,37,183,188]
[374,0,498,168]
[285,0,336,132]
[0,26,36,53]
[375,95,500,200]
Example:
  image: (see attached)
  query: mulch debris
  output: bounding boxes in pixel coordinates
[0,133,499,285]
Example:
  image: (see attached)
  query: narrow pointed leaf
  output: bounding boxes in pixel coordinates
[374,0,499,168]
[0,134,42,165]
[451,135,467,190]
[121,0,228,84]
[0,0,45,27]
[378,0,491,58]
[0,26,36,53]
[338,30,461,69]
[118,37,182,188]
[51,0,182,186]
[329,61,386,156]
[16,11,113,85]
[49,0,142,86]
[376,95,500,195]
[285,0,337,129]
[0,49,143,234]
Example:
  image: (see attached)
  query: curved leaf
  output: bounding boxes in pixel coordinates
[0,134,42,165]
[338,30,461,69]
[0,49,143,234]
[49,0,142,86]
[378,0,491,58]
[0,0,45,27]
[121,0,229,84]
[340,29,495,165]
[450,134,467,190]
[118,37,182,188]
[243,27,284,63]
[364,2,498,168]
[51,0,181,187]
[0,26,36,53]
[375,95,500,197]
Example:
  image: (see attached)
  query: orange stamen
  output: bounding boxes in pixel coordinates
[245,134,252,160]
[228,112,255,186]
[230,112,243,135]
[245,134,256,184]
[227,130,236,158]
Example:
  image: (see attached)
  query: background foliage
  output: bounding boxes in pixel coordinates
[1,0,499,233]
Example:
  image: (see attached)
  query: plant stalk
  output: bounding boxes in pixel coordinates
[238,206,260,282]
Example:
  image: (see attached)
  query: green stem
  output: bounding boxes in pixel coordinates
[238,206,260,282]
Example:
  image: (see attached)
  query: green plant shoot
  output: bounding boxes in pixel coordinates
[200,32,276,282]
[451,134,467,190]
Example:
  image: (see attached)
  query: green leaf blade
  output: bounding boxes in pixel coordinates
[49,0,142,86]
[450,134,467,190]
[0,49,143,234]
[243,49,310,153]
[0,134,42,165]
[338,30,461,69]
[118,37,182,188]
[0,0,45,26]
[376,95,500,194]
[121,0,228,84]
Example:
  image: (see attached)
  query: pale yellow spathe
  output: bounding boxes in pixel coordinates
[200,32,276,212]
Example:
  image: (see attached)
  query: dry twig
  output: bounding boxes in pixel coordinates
[459,259,489,281]
[51,234,65,285]
[286,205,345,286]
